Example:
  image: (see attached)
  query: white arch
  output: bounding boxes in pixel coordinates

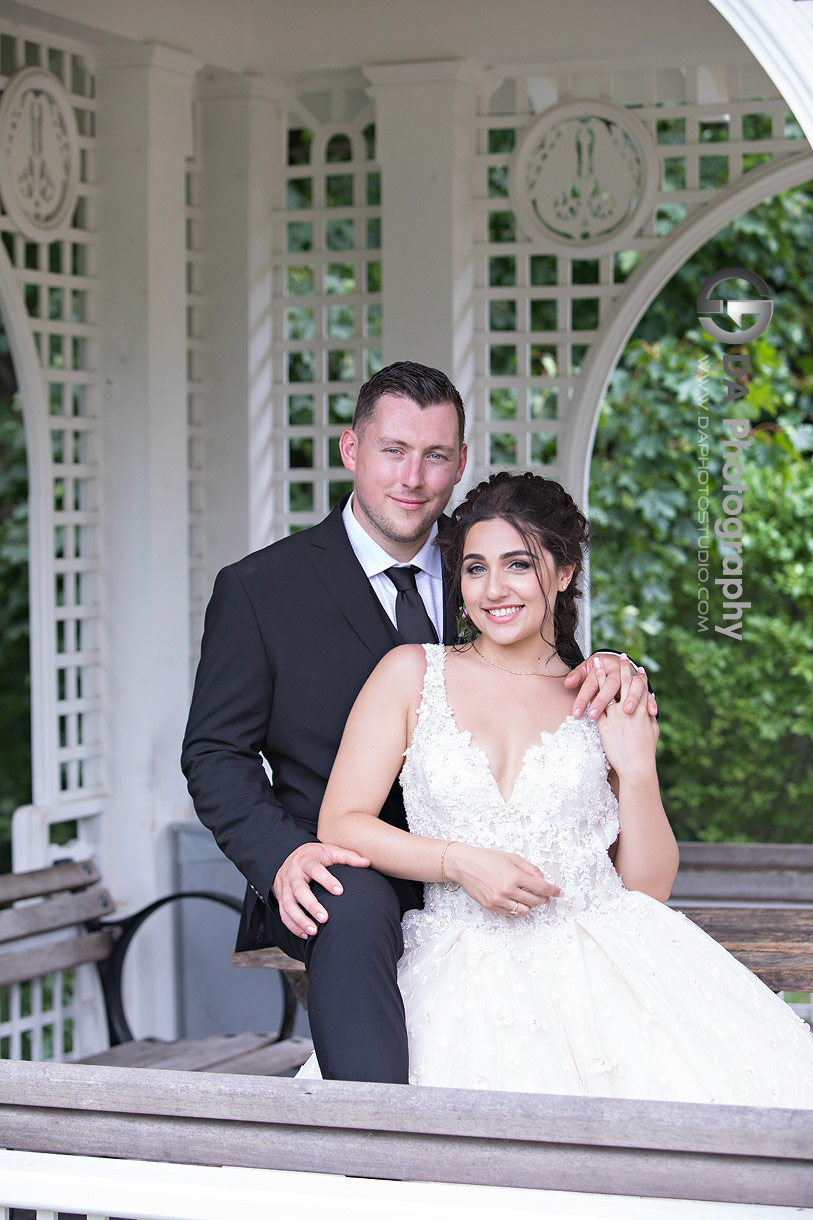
[0,239,58,811]
[562,151,813,507]
[708,0,813,154]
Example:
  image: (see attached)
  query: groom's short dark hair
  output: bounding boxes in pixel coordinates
[353,361,466,445]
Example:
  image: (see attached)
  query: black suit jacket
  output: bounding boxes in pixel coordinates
[181,498,457,950]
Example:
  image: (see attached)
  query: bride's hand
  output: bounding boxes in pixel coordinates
[444,842,561,917]
[594,655,659,779]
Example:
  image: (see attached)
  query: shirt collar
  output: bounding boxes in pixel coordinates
[342,493,442,580]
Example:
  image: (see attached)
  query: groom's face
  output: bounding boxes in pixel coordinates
[339,393,467,561]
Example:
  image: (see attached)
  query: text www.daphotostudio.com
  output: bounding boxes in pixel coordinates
[694,267,773,640]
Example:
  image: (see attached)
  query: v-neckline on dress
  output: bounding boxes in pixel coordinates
[433,646,576,806]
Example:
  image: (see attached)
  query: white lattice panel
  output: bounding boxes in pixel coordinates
[0,956,104,1064]
[0,28,101,827]
[472,61,807,484]
[272,81,383,536]
[0,23,103,1065]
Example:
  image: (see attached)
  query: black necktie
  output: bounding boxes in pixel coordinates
[384,565,438,643]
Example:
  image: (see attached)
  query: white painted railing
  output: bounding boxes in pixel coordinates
[0,1149,806,1220]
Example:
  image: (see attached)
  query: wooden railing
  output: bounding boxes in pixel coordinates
[0,1060,812,1208]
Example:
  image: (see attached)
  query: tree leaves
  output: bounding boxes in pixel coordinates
[0,387,30,870]
[590,184,813,842]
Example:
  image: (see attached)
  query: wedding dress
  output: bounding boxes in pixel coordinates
[303,644,813,1103]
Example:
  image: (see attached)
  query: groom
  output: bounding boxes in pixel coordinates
[182,360,652,1083]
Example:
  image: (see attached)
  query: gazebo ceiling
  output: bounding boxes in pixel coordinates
[0,0,744,75]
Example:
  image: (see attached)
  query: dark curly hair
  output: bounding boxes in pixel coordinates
[438,471,589,669]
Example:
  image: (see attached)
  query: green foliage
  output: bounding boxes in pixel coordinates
[0,380,30,872]
[590,184,813,842]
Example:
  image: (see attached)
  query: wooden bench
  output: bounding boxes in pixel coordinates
[670,841,813,995]
[232,841,813,1013]
[0,859,313,1075]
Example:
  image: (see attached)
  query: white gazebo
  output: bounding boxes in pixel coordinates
[1,0,811,1054]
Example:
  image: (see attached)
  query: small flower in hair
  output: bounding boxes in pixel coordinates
[455,604,479,643]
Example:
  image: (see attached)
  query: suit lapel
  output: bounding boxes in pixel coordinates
[310,500,458,653]
[308,500,399,663]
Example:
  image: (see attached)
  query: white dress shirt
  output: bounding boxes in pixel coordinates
[342,495,445,642]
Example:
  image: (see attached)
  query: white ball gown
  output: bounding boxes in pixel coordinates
[300,644,813,1104]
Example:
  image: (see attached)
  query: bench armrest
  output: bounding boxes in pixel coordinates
[87,891,298,1047]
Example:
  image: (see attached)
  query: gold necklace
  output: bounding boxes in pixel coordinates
[471,640,569,679]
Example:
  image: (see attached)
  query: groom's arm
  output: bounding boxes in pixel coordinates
[181,564,313,904]
[565,651,657,720]
[182,563,370,939]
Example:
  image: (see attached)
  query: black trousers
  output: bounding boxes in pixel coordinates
[264,865,420,1084]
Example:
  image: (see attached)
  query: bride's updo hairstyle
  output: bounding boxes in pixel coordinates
[439,471,589,669]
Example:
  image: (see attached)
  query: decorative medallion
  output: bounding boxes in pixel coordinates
[511,99,657,256]
[0,67,81,242]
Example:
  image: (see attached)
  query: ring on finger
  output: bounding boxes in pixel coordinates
[509,901,520,917]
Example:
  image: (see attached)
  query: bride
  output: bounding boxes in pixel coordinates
[307,471,813,1104]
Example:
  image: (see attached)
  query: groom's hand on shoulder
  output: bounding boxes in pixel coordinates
[565,652,657,721]
[273,841,371,939]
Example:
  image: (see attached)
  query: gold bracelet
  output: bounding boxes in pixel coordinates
[441,840,461,892]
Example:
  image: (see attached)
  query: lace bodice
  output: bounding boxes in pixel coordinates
[401,644,625,930]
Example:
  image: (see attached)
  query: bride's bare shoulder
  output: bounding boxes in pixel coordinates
[369,643,429,689]
[356,647,429,725]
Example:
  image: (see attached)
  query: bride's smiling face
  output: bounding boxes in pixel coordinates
[460,517,572,645]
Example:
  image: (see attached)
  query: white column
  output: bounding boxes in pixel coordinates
[363,61,488,416]
[95,43,200,1034]
[197,71,283,565]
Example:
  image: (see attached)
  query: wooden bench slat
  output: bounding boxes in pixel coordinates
[0,886,115,944]
[711,950,813,992]
[681,907,813,990]
[0,929,115,987]
[726,958,813,992]
[676,842,813,871]
[232,945,310,1008]
[78,1039,186,1069]
[718,942,813,956]
[142,1033,279,1071]
[681,908,813,939]
[81,1032,281,1072]
[80,1033,314,1075]
[0,859,101,906]
[673,871,813,903]
[199,1036,314,1076]
[82,1033,315,1076]
[231,946,306,972]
